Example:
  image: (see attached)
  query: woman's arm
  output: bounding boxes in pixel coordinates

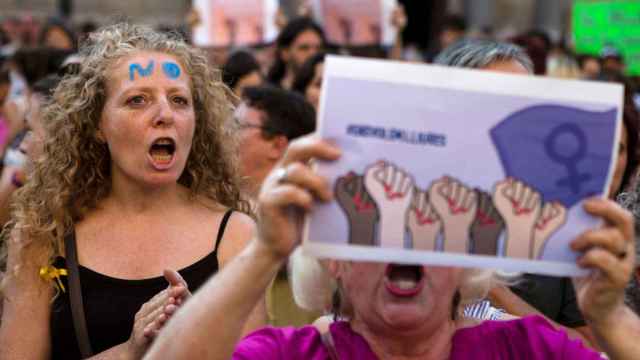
[572,199,640,359]
[0,233,53,359]
[217,212,268,335]
[144,137,341,360]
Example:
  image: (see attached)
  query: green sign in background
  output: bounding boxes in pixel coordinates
[573,0,640,75]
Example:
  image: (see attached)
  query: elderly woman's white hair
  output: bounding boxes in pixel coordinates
[289,248,498,318]
[434,39,533,73]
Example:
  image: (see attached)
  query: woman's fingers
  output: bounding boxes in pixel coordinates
[164,303,179,316]
[136,289,169,319]
[168,284,190,300]
[584,198,634,242]
[577,247,633,288]
[280,136,341,167]
[571,227,627,255]
[260,183,315,212]
[164,269,188,288]
[277,162,333,201]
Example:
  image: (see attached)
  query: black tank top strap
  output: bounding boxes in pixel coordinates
[214,209,234,253]
[64,230,94,357]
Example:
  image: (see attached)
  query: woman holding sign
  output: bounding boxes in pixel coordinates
[146,136,639,359]
[0,24,265,359]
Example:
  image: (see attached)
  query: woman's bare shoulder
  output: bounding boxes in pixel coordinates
[214,209,256,267]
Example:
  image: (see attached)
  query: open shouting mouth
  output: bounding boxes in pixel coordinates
[384,264,425,297]
[148,137,176,169]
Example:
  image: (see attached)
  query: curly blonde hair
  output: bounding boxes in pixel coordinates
[2,23,246,286]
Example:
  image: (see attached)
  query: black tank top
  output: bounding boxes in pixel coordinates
[49,210,233,359]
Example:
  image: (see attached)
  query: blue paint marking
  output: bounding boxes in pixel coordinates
[129,60,155,81]
[162,62,181,79]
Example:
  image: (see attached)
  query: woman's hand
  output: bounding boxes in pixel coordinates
[256,136,341,261]
[571,198,635,322]
[127,270,191,358]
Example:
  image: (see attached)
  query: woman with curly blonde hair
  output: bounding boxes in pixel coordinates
[0,23,265,359]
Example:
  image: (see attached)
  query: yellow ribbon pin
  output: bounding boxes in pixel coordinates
[39,266,68,293]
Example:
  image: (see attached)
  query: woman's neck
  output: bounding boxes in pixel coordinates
[350,317,458,360]
[106,176,189,215]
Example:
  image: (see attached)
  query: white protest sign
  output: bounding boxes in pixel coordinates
[303,56,623,277]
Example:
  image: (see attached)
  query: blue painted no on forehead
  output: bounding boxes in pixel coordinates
[129,60,155,81]
[162,62,181,79]
[128,60,181,80]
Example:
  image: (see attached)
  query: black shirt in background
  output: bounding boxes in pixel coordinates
[510,273,586,328]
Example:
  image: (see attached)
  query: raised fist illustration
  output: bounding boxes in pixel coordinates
[364,160,414,248]
[531,201,567,259]
[470,189,505,256]
[406,188,442,251]
[335,172,380,246]
[493,178,542,259]
[428,176,477,253]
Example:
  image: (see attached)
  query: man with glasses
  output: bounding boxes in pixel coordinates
[235,86,316,200]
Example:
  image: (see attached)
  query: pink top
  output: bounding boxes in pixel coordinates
[233,316,601,359]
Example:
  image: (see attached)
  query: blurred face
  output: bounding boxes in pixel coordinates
[482,59,529,75]
[336,262,462,332]
[234,70,262,97]
[285,29,323,70]
[602,58,625,73]
[582,58,600,78]
[305,62,323,110]
[234,102,280,191]
[19,93,46,161]
[44,26,74,50]
[609,124,629,198]
[99,51,195,189]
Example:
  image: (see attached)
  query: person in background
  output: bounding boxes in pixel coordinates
[233,85,317,328]
[512,29,552,75]
[0,23,264,359]
[291,52,324,110]
[38,17,77,51]
[590,69,640,199]
[0,74,61,226]
[435,39,597,348]
[221,50,263,98]
[546,51,582,80]
[2,46,73,158]
[577,54,601,79]
[424,14,467,62]
[601,46,625,74]
[266,17,325,90]
[235,85,315,200]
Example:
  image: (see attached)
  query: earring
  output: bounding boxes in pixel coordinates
[331,288,341,321]
[451,289,461,320]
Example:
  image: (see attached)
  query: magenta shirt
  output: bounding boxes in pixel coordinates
[233,316,601,359]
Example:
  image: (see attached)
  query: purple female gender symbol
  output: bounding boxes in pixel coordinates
[544,123,591,194]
